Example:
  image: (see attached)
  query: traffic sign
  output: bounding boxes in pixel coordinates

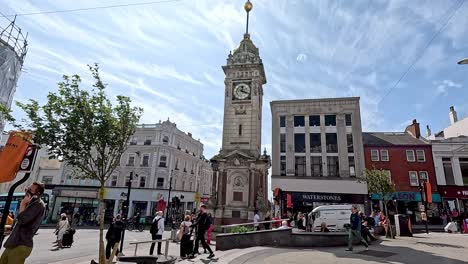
[18,145,38,173]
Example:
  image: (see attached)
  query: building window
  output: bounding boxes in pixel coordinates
[127,154,135,166]
[309,133,321,153]
[130,136,137,145]
[309,115,320,126]
[345,114,352,126]
[442,158,455,185]
[325,115,336,126]
[233,192,243,201]
[159,155,167,167]
[371,149,379,161]
[419,171,428,183]
[327,156,339,177]
[294,116,305,127]
[280,156,286,176]
[325,133,338,153]
[459,158,468,185]
[384,170,392,183]
[295,156,306,176]
[141,154,150,167]
[42,176,53,185]
[416,150,426,162]
[163,136,169,145]
[111,175,117,187]
[239,124,242,136]
[189,182,193,191]
[406,150,415,162]
[182,181,185,190]
[311,156,322,177]
[347,134,353,153]
[157,178,164,188]
[175,159,179,170]
[280,116,286,127]
[380,150,389,161]
[144,136,152,145]
[139,176,146,188]
[125,176,131,187]
[294,133,306,153]
[280,134,286,153]
[349,156,355,177]
[409,171,419,186]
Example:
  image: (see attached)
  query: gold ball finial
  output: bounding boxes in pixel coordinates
[244,0,253,13]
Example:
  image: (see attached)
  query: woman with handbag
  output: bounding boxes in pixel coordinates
[56,214,70,249]
[179,215,193,259]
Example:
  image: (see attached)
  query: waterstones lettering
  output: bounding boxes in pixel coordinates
[302,194,342,201]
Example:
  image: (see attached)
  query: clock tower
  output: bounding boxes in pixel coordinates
[211,0,270,225]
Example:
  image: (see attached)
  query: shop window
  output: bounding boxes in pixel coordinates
[311,156,322,177]
[238,124,242,136]
[111,175,117,187]
[459,158,468,185]
[349,156,355,177]
[325,115,336,126]
[280,116,286,127]
[371,149,379,161]
[310,133,321,153]
[280,156,286,176]
[416,150,426,162]
[232,211,241,218]
[159,155,167,167]
[409,171,419,186]
[175,159,179,170]
[380,150,389,161]
[347,134,354,153]
[294,116,305,127]
[280,134,286,153]
[295,156,306,176]
[326,133,338,153]
[345,114,352,126]
[139,176,146,188]
[419,171,428,183]
[294,133,306,153]
[327,156,339,177]
[233,192,243,201]
[443,158,455,185]
[406,150,415,162]
[125,176,131,187]
[309,115,320,126]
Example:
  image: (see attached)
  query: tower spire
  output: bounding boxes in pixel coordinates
[244,0,253,36]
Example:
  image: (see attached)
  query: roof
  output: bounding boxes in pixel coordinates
[271,97,360,105]
[363,132,429,146]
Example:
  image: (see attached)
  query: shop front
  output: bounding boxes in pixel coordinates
[438,186,468,214]
[51,188,99,223]
[371,192,442,225]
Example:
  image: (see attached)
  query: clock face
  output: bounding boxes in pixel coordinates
[233,83,251,100]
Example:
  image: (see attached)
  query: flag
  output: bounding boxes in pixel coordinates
[0,131,31,183]
[425,181,432,203]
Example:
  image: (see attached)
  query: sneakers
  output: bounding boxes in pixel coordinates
[365,247,369,251]
[208,253,215,259]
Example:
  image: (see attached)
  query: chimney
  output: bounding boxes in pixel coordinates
[405,119,421,139]
[188,132,192,138]
[449,106,458,125]
[426,125,431,137]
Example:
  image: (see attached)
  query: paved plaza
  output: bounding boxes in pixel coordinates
[1,228,467,264]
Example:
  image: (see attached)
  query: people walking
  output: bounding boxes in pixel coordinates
[0,182,46,264]
[179,215,193,259]
[149,211,165,255]
[190,205,214,259]
[55,213,71,249]
[206,213,214,245]
[264,211,271,230]
[105,215,124,260]
[346,205,369,252]
[253,210,260,231]
[297,213,306,231]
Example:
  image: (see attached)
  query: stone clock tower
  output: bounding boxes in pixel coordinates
[211,0,270,225]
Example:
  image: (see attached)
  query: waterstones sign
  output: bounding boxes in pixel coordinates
[290,192,365,204]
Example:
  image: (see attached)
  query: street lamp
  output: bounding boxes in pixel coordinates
[165,169,173,224]
[457,58,468,65]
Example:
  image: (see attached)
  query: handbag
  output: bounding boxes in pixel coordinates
[176,224,184,241]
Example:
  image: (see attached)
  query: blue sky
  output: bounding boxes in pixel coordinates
[1,0,468,159]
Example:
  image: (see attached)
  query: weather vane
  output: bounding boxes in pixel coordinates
[244,0,253,34]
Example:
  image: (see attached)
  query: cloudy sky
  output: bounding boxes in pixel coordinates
[1,0,468,159]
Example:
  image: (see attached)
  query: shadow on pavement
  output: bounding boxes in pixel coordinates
[415,241,465,249]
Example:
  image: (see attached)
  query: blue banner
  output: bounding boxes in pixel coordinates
[371,192,441,203]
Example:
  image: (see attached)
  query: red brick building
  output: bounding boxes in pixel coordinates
[363,120,441,224]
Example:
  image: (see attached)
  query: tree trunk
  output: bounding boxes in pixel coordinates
[98,186,106,263]
[383,200,394,239]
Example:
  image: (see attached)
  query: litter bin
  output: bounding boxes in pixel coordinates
[394,214,412,237]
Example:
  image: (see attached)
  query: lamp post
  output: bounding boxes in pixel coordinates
[457,58,468,65]
[165,169,173,224]
[418,178,429,234]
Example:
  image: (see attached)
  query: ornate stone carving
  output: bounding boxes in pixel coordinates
[235,105,247,115]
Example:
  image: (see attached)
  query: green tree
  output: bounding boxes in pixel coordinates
[359,168,395,238]
[4,64,142,263]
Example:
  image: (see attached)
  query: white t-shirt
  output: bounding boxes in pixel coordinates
[254,214,260,227]
[180,221,192,235]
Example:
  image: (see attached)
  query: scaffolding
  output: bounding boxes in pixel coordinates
[0,15,28,133]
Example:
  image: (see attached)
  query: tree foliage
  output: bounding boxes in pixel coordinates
[5,64,143,263]
[359,168,395,200]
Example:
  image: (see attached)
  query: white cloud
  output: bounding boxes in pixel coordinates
[435,79,462,96]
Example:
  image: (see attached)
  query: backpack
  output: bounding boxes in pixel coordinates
[150,217,162,234]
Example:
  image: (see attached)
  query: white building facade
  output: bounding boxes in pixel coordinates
[271,97,368,215]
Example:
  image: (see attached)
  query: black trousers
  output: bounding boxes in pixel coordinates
[180,234,192,257]
[149,233,162,255]
[105,240,120,259]
[193,231,213,255]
